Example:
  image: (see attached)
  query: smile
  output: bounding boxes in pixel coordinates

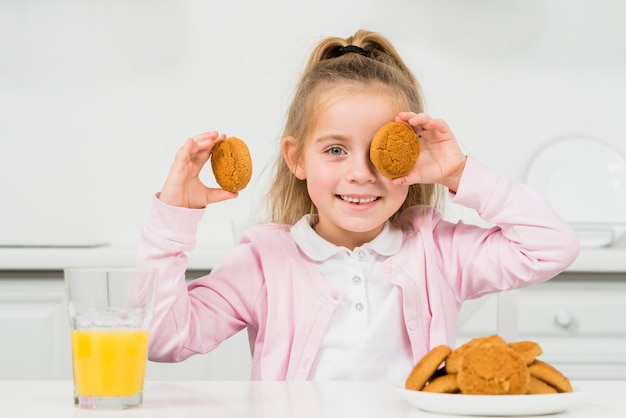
[339,195,379,204]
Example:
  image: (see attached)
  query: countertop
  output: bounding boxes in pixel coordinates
[0,241,625,272]
[0,380,622,417]
[0,245,225,271]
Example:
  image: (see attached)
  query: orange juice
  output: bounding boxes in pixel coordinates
[71,329,149,397]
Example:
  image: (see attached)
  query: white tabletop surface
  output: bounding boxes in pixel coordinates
[2,232,626,272]
[0,380,623,418]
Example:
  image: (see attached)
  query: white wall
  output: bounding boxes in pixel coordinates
[2,0,625,248]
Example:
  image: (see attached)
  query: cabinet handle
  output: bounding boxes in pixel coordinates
[555,309,573,329]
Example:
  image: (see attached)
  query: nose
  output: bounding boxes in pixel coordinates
[346,152,377,183]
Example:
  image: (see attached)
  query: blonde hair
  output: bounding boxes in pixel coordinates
[267,29,443,225]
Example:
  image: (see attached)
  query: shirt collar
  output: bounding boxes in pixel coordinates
[291,214,403,262]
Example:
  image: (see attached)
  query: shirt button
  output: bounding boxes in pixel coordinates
[351,275,362,285]
[357,249,367,261]
[354,302,365,312]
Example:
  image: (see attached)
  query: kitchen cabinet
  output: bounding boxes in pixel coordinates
[0,275,68,379]
[457,272,626,380]
[1,270,625,381]
[0,271,251,381]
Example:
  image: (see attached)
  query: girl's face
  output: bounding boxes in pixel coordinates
[286,89,410,250]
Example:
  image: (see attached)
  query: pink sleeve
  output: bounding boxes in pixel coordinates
[435,157,580,299]
[135,196,206,361]
[136,196,257,362]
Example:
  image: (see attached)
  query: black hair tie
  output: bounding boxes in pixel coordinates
[335,45,370,58]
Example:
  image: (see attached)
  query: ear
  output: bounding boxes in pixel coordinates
[282,136,306,180]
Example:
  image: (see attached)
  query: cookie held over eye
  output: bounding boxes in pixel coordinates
[210,136,253,192]
[370,121,420,178]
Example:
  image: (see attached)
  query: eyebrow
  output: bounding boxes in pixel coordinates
[312,134,350,146]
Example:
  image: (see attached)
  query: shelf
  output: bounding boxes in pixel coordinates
[0,242,625,273]
[0,246,225,271]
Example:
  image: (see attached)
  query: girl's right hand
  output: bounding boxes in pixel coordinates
[158,132,239,208]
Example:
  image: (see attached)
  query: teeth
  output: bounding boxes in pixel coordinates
[340,195,377,204]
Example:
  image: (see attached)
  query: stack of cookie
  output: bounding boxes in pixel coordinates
[405,335,572,395]
[370,121,420,178]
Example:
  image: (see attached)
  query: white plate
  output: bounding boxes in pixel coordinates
[525,136,626,247]
[393,383,588,416]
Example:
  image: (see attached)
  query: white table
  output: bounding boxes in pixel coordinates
[0,380,623,417]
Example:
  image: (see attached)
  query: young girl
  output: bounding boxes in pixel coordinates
[137,29,579,381]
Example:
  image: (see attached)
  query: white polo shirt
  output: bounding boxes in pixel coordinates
[291,215,415,381]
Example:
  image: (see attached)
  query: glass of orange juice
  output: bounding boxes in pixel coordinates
[64,267,157,409]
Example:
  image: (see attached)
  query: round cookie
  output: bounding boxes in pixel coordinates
[423,373,460,393]
[528,360,573,393]
[457,344,530,395]
[527,376,558,394]
[210,136,252,192]
[405,345,451,391]
[445,335,506,374]
[370,121,420,178]
[508,341,543,365]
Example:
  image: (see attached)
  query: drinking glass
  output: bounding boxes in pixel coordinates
[64,267,158,409]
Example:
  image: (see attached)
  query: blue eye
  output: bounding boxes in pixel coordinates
[327,146,345,156]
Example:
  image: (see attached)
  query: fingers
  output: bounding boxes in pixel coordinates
[160,131,234,208]
[396,112,450,135]
[390,113,464,188]
[395,112,424,136]
[391,176,408,186]
[170,132,226,179]
[177,131,226,161]
[396,111,429,126]
[190,131,227,147]
[205,188,239,203]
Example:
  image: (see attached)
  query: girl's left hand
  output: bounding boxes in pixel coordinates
[392,112,467,192]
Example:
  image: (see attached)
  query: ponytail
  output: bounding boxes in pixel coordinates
[305,30,419,91]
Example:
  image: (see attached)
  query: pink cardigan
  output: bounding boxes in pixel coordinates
[136,157,579,380]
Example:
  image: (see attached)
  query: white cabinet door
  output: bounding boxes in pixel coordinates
[0,276,251,380]
[457,277,626,380]
[0,278,70,379]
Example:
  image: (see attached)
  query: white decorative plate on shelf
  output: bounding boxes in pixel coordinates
[393,383,589,416]
[525,136,626,248]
